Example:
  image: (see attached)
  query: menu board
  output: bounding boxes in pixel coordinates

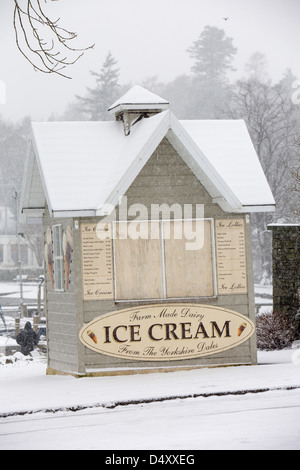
[215,218,247,295]
[81,223,114,300]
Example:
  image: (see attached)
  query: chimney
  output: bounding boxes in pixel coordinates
[108,85,169,136]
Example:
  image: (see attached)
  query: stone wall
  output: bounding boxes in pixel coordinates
[268,224,300,317]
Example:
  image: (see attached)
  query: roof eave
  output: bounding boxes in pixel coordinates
[28,125,53,216]
[52,209,97,218]
[234,204,276,213]
[108,103,169,115]
[20,137,35,214]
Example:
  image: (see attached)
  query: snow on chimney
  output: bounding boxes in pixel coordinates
[108,85,169,136]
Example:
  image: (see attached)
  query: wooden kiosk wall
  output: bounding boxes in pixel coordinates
[44,138,256,376]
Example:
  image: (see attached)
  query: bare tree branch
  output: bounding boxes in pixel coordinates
[13,0,94,79]
[285,139,300,196]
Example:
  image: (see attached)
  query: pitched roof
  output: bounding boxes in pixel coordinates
[21,96,275,219]
[108,85,169,114]
[179,119,275,208]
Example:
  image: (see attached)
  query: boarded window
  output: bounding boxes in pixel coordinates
[114,222,162,300]
[164,220,214,298]
[114,219,215,301]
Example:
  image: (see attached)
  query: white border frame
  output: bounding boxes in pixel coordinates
[112,218,217,303]
[52,224,64,292]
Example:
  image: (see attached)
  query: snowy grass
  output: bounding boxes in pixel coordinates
[1,348,300,416]
[1,348,300,450]
[1,282,300,450]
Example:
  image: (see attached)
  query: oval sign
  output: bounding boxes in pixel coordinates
[79,304,255,362]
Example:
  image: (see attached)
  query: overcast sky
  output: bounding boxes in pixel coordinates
[0,0,299,121]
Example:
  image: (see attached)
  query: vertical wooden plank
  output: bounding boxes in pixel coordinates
[164,220,214,298]
[114,222,162,300]
[73,218,85,374]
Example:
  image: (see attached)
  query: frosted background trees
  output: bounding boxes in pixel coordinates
[75,51,120,121]
[1,23,299,284]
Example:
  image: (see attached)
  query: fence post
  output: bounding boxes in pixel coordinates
[33,315,39,333]
[15,317,20,338]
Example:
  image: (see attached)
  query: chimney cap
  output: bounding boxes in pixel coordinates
[108,85,169,116]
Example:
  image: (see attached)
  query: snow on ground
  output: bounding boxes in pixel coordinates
[0,349,299,416]
[0,349,300,450]
[1,282,299,450]
[0,336,18,356]
[1,387,300,451]
[0,281,43,300]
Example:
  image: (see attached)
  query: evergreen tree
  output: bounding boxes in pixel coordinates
[76,52,120,120]
[187,26,237,84]
[245,51,269,82]
[186,26,237,118]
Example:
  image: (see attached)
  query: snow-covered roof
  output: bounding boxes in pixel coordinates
[108,85,169,115]
[180,119,275,209]
[21,88,275,219]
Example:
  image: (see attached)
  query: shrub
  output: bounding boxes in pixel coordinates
[256,311,298,350]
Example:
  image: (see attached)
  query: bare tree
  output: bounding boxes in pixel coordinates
[285,139,300,215]
[21,222,44,267]
[13,0,94,79]
[227,78,297,205]
[226,75,300,283]
[288,161,300,194]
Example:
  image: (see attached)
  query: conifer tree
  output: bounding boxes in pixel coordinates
[186,26,237,119]
[187,26,237,84]
[76,52,120,120]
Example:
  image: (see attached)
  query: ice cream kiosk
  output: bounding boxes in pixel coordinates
[20,86,275,376]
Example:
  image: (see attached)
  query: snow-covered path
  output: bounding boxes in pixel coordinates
[1,349,300,450]
[1,388,300,450]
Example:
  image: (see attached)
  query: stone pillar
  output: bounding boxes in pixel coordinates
[268,224,300,318]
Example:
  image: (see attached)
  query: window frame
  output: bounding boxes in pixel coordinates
[52,224,64,292]
[112,218,217,303]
